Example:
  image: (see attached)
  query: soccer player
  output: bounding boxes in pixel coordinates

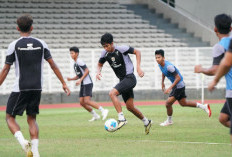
[155,49,211,126]
[96,33,152,134]
[195,14,232,128]
[67,46,109,122]
[208,39,232,142]
[0,14,70,157]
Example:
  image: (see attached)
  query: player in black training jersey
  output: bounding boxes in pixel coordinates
[96,33,152,134]
[0,14,70,157]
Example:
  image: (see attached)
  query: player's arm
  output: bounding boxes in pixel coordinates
[165,73,181,94]
[208,52,232,91]
[47,58,70,96]
[194,64,218,76]
[161,73,165,91]
[96,62,103,80]
[133,49,144,77]
[67,75,78,81]
[76,67,89,86]
[0,64,11,85]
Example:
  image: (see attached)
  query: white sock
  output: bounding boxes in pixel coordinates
[196,103,204,109]
[168,116,172,122]
[118,112,125,121]
[14,131,26,148]
[142,117,149,126]
[98,106,104,113]
[90,110,99,117]
[31,139,39,156]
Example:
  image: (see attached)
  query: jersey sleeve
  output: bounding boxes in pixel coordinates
[41,40,52,60]
[228,39,232,53]
[167,65,178,75]
[99,50,107,64]
[212,43,225,65]
[77,59,87,70]
[117,45,134,55]
[5,41,16,65]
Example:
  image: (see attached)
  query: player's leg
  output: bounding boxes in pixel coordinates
[219,101,231,128]
[160,96,176,126]
[109,88,122,113]
[82,84,108,120]
[84,96,109,120]
[124,95,152,134]
[6,92,33,156]
[80,97,100,122]
[26,90,42,157]
[27,115,39,157]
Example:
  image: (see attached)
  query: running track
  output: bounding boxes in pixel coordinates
[0,99,225,111]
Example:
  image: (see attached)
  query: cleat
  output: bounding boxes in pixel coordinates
[204,104,212,117]
[160,120,173,126]
[88,115,100,122]
[23,140,33,157]
[116,119,127,130]
[144,120,152,135]
[102,109,109,120]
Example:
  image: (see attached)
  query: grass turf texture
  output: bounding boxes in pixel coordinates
[0,103,231,157]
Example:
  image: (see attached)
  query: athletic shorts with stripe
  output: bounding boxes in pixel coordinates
[6,90,41,116]
[169,86,187,100]
[79,83,93,97]
[114,74,137,103]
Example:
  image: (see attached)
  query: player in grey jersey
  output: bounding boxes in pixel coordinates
[195,14,232,129]
[67,47,109,122]
[96,33,152,134]
[0,14,70,157]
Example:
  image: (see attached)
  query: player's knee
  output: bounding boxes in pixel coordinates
[219,116,226,125]
[80,100,85,106]
[109,90,116,98]
[5,114,14,123]
[165,103,172,108]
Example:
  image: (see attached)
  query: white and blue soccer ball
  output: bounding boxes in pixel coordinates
[104,119,118,132]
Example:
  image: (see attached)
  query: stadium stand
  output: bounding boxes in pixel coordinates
[1,0,223,97]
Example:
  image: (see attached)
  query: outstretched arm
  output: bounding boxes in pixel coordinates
[133,49,144,77]
[0,64,11,85]
[194,64,218,76]
[96,62,103,80]
[47,58,70,96]
[67,75,78,81]
[208,52,232,91]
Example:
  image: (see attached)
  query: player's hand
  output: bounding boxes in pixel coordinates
[162,83,165,92]
[76,79,81,86]
[208,79,218,92]
[137,67,144,78]
[194,65,202,73]
[96,72,102,80]
[63,83,70,96]
[67,77,71,81]
[164,87,171,94]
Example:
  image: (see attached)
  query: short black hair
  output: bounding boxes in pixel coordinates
[69,46,79,53]
[101,33,113,45]
[155,49,164,57]
[17,14,33,33]
[214,14,232,34]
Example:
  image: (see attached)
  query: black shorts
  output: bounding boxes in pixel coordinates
[221,100,231,116]
[114,74,137,103]
[6,90,41,116]
[79,83,93,97]
[169,86,187,100]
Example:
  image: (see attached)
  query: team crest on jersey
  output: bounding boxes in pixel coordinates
[111,57,115,62]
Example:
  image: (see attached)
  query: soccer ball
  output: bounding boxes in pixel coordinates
[104,119,118,132]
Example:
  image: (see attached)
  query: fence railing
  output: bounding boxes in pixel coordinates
[0,47,226,94]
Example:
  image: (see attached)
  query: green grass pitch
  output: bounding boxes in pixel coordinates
[0,103,231,157]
